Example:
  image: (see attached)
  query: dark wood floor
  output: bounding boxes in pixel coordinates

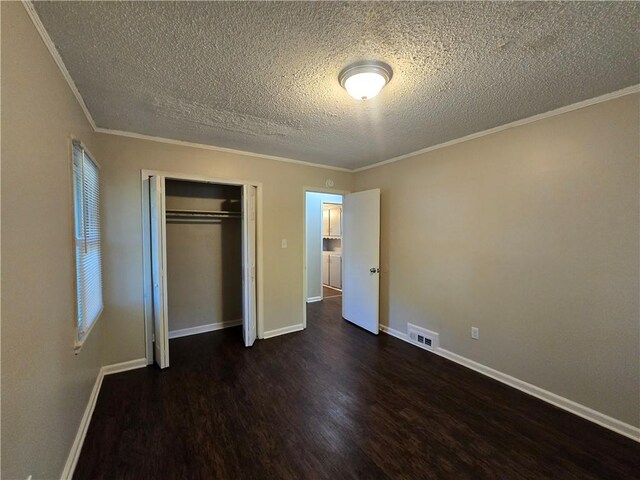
[75,296,640,479]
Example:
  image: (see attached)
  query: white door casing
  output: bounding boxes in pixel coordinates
[342,189,380,334]
[242,184,257,346]
[150,176,170,368]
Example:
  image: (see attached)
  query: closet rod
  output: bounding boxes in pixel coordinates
[165,209,241,218]
[166,218,223,224]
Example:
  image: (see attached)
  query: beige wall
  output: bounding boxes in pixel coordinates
[2,7,637,479]
[355,94,640,427]
[1,3,103,478]
[93,134,353,364]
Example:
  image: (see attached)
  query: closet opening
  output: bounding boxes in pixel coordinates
[142,172,260,369]
[165,180,243,340]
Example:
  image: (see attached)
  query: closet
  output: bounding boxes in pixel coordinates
[165,180,243,339]
[148,175,257,369]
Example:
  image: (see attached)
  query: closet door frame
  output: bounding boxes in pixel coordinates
[141,169,264,366]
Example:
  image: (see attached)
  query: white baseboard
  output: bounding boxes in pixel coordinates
[168,320,242,339]
[60,368,104,479]
[61,358,147,479]
[306,296,322,303]
[323,285,342,292]
[380,325,640,442]
[101,358,148,375]
[380,324,410,342]
[263,323,304,339]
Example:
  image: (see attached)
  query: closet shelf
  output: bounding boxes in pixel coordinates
[167,208,240,216]
[166,209,241,222]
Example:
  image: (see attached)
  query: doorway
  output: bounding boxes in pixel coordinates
[142,171,262,368]
[305,192,344,304]
[304,190,344,329]
[303,187,382,334]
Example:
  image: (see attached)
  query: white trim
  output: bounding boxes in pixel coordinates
[21,1,97,130]
[323,284,342,292]
[256,185,265,340]
[355,84,640,172]
[141,172,154,364]
[101,358,148,376]
[380,324,409,342]
[169,320,242,339]
[96,128,351,172]
[379,325,640,442]
[263,324,304,339]
[306,296,323,303]
[61,358,147,479]
[60,369,103,480]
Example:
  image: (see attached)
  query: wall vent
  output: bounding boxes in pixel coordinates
[408,323,439,352]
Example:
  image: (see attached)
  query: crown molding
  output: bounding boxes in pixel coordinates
[94,128,352,172]
[22,0,638,175]
[100,82,638,174]
[22,0,97,130]
[354,84,640,173]
[22,0,349,174]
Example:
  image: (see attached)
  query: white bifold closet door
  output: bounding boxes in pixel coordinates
[242,185,257,347]
[150,176,170,368]
[150,178,257,368]
[342,188,381,334]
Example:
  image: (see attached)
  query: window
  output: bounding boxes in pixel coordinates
[72,141,103,350]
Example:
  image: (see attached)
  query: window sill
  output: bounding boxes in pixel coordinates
[74,306,103,354]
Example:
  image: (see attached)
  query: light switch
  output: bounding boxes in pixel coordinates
[281,239,287,249]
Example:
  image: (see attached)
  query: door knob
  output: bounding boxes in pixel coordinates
[370,267,380,274]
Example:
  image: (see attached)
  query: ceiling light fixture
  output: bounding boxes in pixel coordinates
[339,61,393,101]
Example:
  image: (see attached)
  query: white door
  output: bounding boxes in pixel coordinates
[242,185,257,347]
[342,189,380,334]
[150,176,170,368]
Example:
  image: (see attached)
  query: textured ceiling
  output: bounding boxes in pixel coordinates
[34,1,639,170]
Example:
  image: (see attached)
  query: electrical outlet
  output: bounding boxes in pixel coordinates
[471,327,479,340]
[281,239,287,249]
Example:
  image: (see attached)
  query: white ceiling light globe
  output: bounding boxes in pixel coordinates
[339,61,393,101]
[344,72,387,100]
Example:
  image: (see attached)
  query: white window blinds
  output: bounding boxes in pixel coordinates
[72,142,103,349]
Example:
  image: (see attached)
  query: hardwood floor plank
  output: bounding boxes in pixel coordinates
[74,296,640,479]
